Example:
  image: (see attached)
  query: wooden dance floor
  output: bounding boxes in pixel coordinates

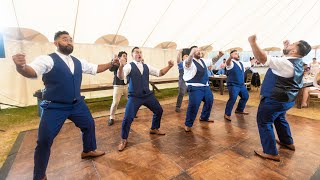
[2,100,320,179]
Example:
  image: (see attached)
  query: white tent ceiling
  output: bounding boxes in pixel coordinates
[1,0,320,51]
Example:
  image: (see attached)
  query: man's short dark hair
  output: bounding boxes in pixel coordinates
[131,47,139,54]
[54,31,69,41]
[182,48,190,57]
[313,57,317,60]
[189,46,198,52]
[297,40,311,57]
[118,51,127,58]
[230,49,237,54]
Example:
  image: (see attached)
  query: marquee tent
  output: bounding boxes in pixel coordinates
[0,0,320,107]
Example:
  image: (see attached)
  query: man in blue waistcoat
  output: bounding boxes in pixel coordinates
[248,34,311,161]
[183,46,224,132]
[117,47,174,151]
[224,50,256,121]
[12,31,114,180]
[175,48,189,112]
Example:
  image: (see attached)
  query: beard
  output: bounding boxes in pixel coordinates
[283,48,290,55]
[194,53,201,59]
[58,44,73,55]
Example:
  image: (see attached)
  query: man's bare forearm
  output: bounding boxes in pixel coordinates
[97,62,113,73]
[226,56,233,66]
[160,65,173,76]
[249,42,267,64]
[117,65,124,80]
[185,54,193,68]
[16,65,37,78]
[212,54,222,64]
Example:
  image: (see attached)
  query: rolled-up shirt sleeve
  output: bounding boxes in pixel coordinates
[264,55,294,78]
[122,63,131,78]
[28,55,53,77]
[183,61,197,81]
[226,61,234,70]
[147,64,160,77]
[79,59,98,75]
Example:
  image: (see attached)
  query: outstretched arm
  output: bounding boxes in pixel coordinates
[185,48,197,68]
[12,53,37,78]
[159,60,174,76]
[248,35,267,64]
[177,49,182,64]
[97,55,119,73]
[226,54,233,67]
[212,51,224,64]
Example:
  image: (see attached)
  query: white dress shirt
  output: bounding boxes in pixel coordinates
[183,58,213,86]
[263,56,295,78]
[28,51,98,76]
[226,60,252,71]
[121,60,160,78]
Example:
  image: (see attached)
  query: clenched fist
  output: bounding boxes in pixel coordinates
[248,35,257,44]
[168,60,174,67]
[12,53,26,68]
[218,51,224,57]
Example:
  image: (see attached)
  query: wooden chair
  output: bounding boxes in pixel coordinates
[308,92,320,107]
[244,73,252,90]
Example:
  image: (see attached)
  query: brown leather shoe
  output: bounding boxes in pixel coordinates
[81,150,105,159]
[118,139,128,151]
[224,114,232,121]
[254,150,280,162]
[42,175,47,180]
[200,118,214,123]
[235,110,249,115]
[150,129,166,135]
[184,126,191,132]
[276,140,295,151]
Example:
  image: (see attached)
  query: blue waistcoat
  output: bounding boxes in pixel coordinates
[226,61,244,87]
[261,58,304,102]
[186,59,209,85]
[127,62,152,97]
[42,53,82,103]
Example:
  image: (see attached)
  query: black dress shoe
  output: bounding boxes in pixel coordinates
[108,119,114,126]
[200,118,214,123]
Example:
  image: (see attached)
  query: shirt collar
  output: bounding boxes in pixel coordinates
[55,50,72,60]
[133,60,143,64]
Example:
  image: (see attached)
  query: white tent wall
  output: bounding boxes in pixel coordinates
[2,0,320,50]
[1,0,320,108]
[0,40,179,107]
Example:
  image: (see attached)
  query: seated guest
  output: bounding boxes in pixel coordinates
[218,58,227,75]
[301,72,320,107]
[207,65,214,77]
[303,63,310,76]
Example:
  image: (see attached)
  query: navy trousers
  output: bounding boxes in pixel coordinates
[257,97,294,155]
[33,98,97,180]
[225,85,249,116]
[121,94,163,139]
[185,86,213,127]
